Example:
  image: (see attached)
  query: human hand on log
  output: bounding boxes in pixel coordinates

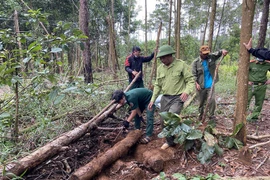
[123,120,129,129]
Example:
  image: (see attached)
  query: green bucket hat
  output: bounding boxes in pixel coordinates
[156,45,176,58]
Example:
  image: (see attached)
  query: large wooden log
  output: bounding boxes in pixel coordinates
[69,130,142,180]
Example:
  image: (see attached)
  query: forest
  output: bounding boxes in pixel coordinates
[0,0,270,179]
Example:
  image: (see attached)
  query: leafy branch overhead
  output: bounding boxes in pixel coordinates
[158,112,243,164]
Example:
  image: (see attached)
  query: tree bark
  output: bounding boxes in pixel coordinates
[256,0,269,48]
[69,130,142,180]
[234,0,256,145]
[208,0,217,50]
[201,3,210,46]
[175,0,181,59]
[107,15,117,76]
[168,0,173,45]
[213,0,226,51]
[79,0,93,83]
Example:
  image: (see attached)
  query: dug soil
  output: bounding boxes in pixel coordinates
[24,92,270,180]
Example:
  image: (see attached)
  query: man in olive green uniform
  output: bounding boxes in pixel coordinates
[112,88,155,143]
[148,45,194,149]
[247,59,270,122]
[192,45,228,120]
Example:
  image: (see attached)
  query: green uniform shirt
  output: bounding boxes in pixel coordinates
[125,88,152,110]
[151,59,194,102]
[249,61,270,82]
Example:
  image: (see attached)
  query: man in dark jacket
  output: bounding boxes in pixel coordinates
[244,38,270,60]
[125,46,154,90]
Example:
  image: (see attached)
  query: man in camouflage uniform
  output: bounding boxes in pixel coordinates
[192,45,228,120]
[112,88,155,143]
[247,58,270,122]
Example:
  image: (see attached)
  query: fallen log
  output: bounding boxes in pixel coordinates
[1,73,142,179]
[69,130,142,180]
[144,153,164,172]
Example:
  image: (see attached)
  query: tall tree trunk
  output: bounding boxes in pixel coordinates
[107,15,117,76]
[201,3,210,45]
[168,0,173,45]
[67,43,74,74]
[208,0,217,50]
[14,10,21,140]
[174,0,177,48]
[234,0,256,145]
[175,0,181,59]
[79,0,93,83]
[214,0,226,51]
[143,0,148,83]
[144,0,148,52]
[257,0,269,48]
[127,0,131,52]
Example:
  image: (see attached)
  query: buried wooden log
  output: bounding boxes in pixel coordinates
[2,73,142,179]
[141,148,175,173]
[143,153,164,172]
[69,130,142,180]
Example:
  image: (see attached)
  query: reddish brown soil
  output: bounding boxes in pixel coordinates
[23,93,270,180]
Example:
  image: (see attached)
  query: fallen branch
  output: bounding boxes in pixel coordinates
[256,152,269,170]
[183,93,196,109]
[97,127,123,131]
[69,130,142,180]
[247,134,270,140]
[249,140,270,149]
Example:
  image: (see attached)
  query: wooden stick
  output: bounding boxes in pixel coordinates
[247,134,270,140]
[183,93,196,108]
[256,152,269,170]
[148,22,162,89]
[20,0,50,35]
[96,127,123,131]
[249,140,270,149]
[202,55,225,123]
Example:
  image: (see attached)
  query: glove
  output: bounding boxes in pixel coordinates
[123,120,130,129]
[138,116,146,124]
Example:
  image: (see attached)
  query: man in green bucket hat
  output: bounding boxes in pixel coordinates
[148,45,194,149]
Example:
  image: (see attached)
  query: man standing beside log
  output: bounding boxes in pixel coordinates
[112,88,155,144]
[147,45,194,149]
